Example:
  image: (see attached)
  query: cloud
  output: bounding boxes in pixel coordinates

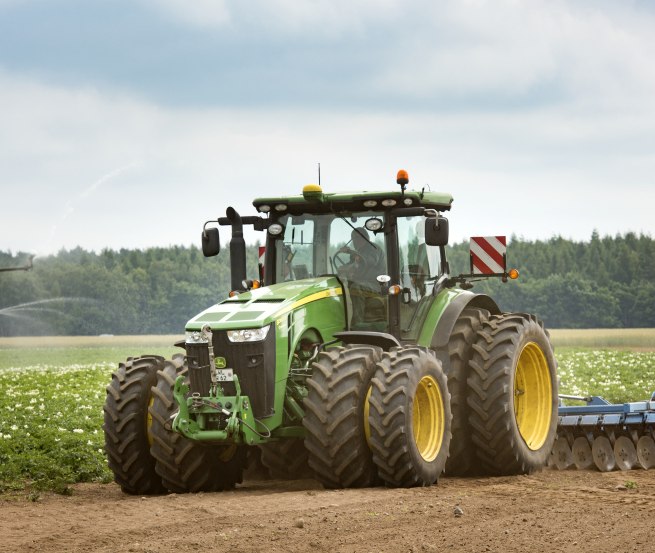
[0,67,653,256]
[363,1,655,110]
[2,1,654,113]
[0,1,654,254]
[140,0,404,34]
[140,0,230,28]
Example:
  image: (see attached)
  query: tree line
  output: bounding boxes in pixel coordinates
[0,231,653,335]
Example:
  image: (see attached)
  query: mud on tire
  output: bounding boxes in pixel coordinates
[467,313,558,475]
[303,344,382,488]
[369,347,452,487]
[103,356,167,495]
[149,354,246,492]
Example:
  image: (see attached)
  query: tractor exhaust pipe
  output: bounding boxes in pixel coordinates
[226,207,247,291]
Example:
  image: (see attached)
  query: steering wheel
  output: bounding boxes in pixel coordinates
[332,248,357,273]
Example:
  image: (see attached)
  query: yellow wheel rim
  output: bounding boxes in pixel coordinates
[412,375,445,462]
[364,386,372,448]
[146,395,155,447]
[514,342,552,450]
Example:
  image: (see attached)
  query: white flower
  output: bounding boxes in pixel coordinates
[72,428,84,434]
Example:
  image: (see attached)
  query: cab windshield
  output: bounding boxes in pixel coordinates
[273,212,386,282]
[272,211,443,336]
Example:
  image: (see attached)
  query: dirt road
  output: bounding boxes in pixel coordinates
[2,469,654,553]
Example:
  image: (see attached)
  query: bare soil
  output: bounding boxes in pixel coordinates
[2,468,654,553]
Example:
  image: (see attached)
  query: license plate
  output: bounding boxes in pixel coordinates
[216,368,234,382]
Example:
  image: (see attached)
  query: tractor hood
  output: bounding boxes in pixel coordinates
[186,276,344,331]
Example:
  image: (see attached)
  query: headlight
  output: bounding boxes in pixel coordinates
[185,330,208,344]
[227,326,270,342]
[268,223,284,236]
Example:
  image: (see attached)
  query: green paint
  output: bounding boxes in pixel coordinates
[416,288,468,347]
[185,276,344,331]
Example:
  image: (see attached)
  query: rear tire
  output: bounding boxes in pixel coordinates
[444,307,490,476]
[369,347,452,487]
[103,356,167,495]
[467,313,558,475]
[149,354,246,492]
[303,344,382,488]
[259,439,312,480]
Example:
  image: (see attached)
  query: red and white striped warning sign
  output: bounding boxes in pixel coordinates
[470,236,507,274]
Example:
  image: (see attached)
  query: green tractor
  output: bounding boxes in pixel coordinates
[103,171,558,493]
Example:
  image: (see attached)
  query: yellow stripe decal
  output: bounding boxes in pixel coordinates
[278,288,343,317]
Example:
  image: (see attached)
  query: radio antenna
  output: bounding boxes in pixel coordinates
[318,162,321,186]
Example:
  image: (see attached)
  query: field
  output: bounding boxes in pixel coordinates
[1,332,655,553]
[0,331,654,496]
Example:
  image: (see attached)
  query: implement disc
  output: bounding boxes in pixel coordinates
[614,436,637,471]
[637,435,655,470]
[592,436,616,472]
[572,437,594,470]
[551,437,573,470]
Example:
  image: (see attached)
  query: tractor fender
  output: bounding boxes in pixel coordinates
[430,291,500,350]
[334,331,402,351]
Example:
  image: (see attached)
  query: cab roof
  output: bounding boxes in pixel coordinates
[252,189,453,216]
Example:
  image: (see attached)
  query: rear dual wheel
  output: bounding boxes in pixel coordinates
[468,313,558,475]
[445,307,490,476]
[368,347,452,487]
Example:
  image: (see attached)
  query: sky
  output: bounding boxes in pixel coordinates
[1,0,654,256]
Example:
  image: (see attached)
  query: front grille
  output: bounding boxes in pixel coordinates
[213,324,276,418]
[184,325,276,419]
[186,343,211,396]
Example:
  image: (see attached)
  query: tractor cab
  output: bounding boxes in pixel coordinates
[263,201,445,340]
[207,171,454,343]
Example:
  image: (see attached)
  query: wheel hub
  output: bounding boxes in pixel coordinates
[413,375,445,462]
[513,342,552,451]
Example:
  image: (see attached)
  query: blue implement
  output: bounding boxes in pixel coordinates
[553,392,655,472]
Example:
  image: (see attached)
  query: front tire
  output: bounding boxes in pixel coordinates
[467,313,558,475]
[103,356,167,495]
[368,347,452,487]
[303,344,382,488]
[149,354,246,492]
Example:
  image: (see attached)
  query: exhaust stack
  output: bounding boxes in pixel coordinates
[226,207,247,291]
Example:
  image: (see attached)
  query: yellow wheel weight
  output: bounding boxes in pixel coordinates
[412,375,445,462]
[514,342,552,450]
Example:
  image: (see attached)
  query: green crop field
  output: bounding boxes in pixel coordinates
[0,333,654,496]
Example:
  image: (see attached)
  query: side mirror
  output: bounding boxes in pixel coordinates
[202,227,220,257]
[424,217,449,246]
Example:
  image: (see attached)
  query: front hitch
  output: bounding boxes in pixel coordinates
[171,373,266,445]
